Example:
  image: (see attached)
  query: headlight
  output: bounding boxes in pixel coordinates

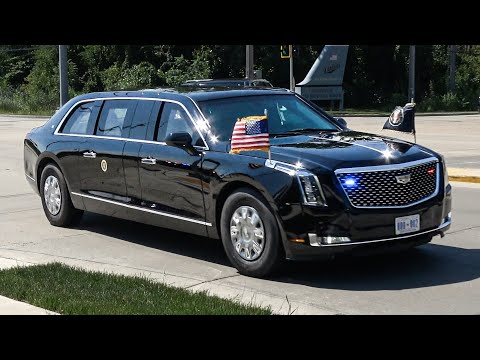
[296,170,327,206]
[266,160,327,207]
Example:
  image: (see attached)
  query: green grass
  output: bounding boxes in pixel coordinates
[0,263,272,315]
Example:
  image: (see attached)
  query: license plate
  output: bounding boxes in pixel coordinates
[395,214,420,235]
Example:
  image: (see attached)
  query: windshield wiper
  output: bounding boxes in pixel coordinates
[272,128,338,136]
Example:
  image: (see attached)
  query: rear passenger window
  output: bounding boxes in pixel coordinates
[96,100,136,138]
[127,100,155,140]
[61,102,95,135]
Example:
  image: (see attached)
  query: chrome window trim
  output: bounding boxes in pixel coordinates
[54,97,209,150]
[184,94,212,130]
[71,191,212,226]
[335,157,440,209]
[310,219,451,247]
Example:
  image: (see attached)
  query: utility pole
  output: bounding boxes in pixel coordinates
[408,45,415,103]
[289,45,294,91]
[59,45,68,107]
[246,45,254,80]
[448,45,457,93]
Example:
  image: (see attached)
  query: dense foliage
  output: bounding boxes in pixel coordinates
[1,45,479,114]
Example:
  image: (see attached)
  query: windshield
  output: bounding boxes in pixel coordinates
[197,94,338,141]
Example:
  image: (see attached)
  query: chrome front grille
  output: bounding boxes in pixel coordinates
[335,158,440,208]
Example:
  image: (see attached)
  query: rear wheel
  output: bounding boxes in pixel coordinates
[40,164,83,227]
[220,188,284,277]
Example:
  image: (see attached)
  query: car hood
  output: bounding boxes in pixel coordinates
[267,131,438,172]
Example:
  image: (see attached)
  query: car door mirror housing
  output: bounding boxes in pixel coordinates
[334,117,348,129]
[165,132,198,155]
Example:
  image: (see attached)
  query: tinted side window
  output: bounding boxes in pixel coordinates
[127,100,155,140]
[96,100,136,138]
[61,102,95,135]
[156,103,203,146]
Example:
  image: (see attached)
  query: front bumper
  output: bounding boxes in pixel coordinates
[281,183,452,261]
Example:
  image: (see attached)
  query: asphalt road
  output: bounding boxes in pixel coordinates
[1,114,479,314]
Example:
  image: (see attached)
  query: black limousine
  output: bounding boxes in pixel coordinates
[24,88,452,277]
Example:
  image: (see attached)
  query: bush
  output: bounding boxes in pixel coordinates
[418,92,470,112]
[23,47,59,113]
[102,61,158,91]
[158,46,215,86]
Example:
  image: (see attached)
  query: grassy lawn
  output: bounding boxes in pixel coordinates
[0,263,272,315]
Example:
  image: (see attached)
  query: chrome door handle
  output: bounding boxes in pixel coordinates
[83,151,97,158]
[141,157,157,165]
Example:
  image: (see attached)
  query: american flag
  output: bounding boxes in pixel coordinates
[230,115,270,154]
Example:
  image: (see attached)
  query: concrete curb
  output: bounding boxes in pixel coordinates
[448,168,480,184]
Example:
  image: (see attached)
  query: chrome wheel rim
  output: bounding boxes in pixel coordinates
[44,175,61,215]
[230,206,265,261]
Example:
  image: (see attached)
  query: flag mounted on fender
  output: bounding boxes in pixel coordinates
[382,103,416,135]
[230,115,271,154]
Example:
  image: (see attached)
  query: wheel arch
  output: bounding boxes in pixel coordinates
[36,155,62,192]
[214,180,288,256]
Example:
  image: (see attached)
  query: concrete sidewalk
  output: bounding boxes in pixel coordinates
[0,295,57,315]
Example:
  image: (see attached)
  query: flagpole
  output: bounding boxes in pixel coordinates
[264,108,271,162]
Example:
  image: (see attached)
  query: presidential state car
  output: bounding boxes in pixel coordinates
[23,88,452,277]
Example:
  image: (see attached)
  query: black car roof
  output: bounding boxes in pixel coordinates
[72,87,292,103]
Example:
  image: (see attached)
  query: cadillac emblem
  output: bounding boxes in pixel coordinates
[395,174,411,184]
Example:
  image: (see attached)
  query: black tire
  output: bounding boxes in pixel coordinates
[39,164,83,227]
[220,188,284,278]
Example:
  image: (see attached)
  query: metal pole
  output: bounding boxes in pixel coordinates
[408,45,415,103]
[246,45,254,79]
[448,45,457,93]
[289,45,294,91]
[59,45,69,107]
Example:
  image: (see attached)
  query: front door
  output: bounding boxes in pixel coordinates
[138,101,208,236]
[78,99,137,214]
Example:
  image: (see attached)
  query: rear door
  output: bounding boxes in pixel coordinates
[53,100,102,209]
[78,99,137,213]
[122,99,159,205]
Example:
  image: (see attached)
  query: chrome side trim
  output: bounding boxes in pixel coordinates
[334,157,439,174]
[26,174,36,182]
[310,219,451,247]
[71,192,212,227]
[54,97,209,151]
[335,157,440,209]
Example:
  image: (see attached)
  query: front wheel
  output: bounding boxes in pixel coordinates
[220,188,284,277]
[40,164,83,227]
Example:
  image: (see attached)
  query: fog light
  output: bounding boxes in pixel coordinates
[320,236,351,245]
[308,234,351,246]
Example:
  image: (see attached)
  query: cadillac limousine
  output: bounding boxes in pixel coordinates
[24,88,452,277]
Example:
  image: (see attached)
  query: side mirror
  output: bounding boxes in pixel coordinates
[334,117,348,129]
[165,132,198,155]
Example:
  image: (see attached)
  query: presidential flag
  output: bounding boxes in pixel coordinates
[230,115,270,154]
[383,103,416,134]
